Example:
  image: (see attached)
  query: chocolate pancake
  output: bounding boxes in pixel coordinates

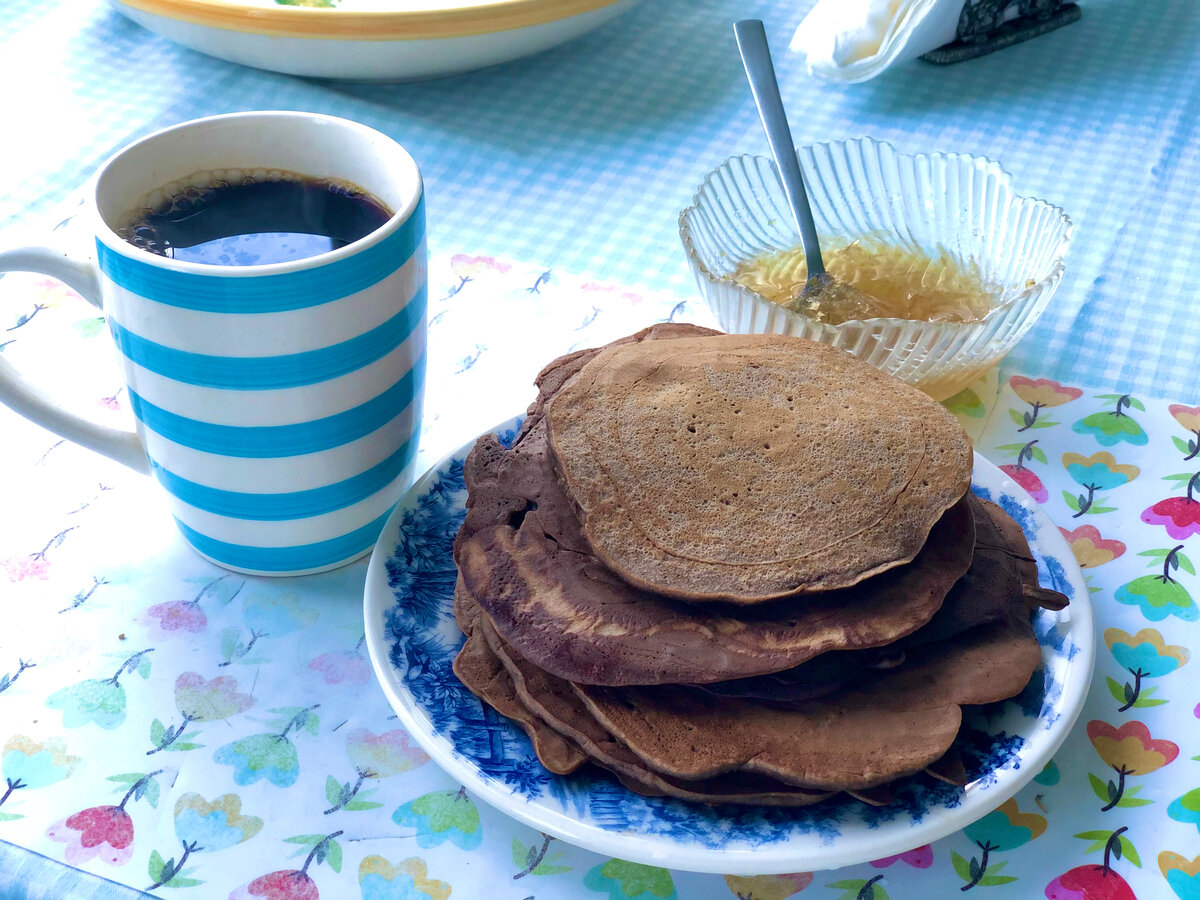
[458,323,720,559]
[474,610,836,807]
[545,334,974,602]
[451,583,587,775]
[469,590,1012,799]
[571,613,1042,791]
[458,474,972,685]
[696,495,1069,704]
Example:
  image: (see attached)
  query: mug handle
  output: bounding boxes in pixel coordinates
[0,244,149,474]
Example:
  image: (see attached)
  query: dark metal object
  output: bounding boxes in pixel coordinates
[922,0,1081,65]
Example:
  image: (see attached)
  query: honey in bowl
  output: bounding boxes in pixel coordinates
[732,239,996,326]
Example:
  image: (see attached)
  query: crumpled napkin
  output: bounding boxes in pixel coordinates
[790,0,966,83]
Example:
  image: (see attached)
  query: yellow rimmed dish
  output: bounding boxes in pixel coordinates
[109,0,640,80]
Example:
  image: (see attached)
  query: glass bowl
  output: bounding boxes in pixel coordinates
[678,138,1072,401]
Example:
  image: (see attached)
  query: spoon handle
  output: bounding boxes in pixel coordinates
[734,19,825,278]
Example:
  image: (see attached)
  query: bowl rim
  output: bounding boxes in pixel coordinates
[678,136,1074,332]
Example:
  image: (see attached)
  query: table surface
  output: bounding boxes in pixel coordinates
[2,0,1199,898]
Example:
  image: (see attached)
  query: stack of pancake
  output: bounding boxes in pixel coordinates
[451,325,1068,806]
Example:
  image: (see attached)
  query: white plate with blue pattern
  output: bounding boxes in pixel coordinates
[363,416,1094,874]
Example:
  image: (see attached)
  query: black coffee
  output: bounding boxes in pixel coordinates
[119,173,393,266]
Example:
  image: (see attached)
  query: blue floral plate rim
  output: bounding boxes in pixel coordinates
[363,416,1095,875]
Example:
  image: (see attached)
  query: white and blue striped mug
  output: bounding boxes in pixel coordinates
[0,112,426,576]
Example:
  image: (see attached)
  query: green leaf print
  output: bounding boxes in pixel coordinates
[950,850,972,881]
[1088,773,1112,804]
[1009,408,1055,429]
[72,317,106,338]
[1173,435,1199,456]
[1074,830,1110,853]
[976,874,1018,886]
[827,878,888,900]
[326,840,343,874]
[285,834,327,848]
[1105,677,1167,708]
[148,849,166,883]
[1118,834,1141,867]
[511,834,571,878]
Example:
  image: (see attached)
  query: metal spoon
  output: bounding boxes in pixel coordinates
[734,19,880,320]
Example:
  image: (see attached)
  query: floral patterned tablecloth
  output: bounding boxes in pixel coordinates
[1,254,1199,900]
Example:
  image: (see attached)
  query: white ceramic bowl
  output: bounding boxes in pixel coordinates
[679,138,1072,401]
[109,0,640,81]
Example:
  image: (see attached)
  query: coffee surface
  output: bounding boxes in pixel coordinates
[119,174,392,266]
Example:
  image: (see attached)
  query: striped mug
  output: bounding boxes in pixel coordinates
[0,112,426,576]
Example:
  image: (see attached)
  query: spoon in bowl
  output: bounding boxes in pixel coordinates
[733,19,883,321]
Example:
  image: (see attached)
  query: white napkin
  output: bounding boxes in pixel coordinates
[789,0,966,83]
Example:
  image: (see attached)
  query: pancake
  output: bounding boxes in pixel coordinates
[451,582,587,775]
[544,334,974,602]
[475,610,835,807]
[447,324,1063,807]
[697,495,1068,704]
[571,612,1042,791]
[457,470,972,685]
[519,323,722,440]
[458,323,719,559]
[469,592,992,800]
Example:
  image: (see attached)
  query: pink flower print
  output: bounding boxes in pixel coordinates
[47,806,134,866]
[147,600,207,633]
[1142,473,1200,540]
[997,440,1048,502]
[346,728,428,778]
[870,845,933,868]
[2,556,50,581]
[146,575,243,635]
[44,770,160,867]
[229,870,319,900]
[1000,464,1048,503]
[308,651,370,686]
[228,832,341,899]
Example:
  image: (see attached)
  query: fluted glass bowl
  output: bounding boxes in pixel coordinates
[679,138,1072,401]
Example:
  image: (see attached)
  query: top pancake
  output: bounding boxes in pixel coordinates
[545,334,974,603]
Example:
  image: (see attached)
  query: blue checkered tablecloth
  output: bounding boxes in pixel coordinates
[2,0,1200,400]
